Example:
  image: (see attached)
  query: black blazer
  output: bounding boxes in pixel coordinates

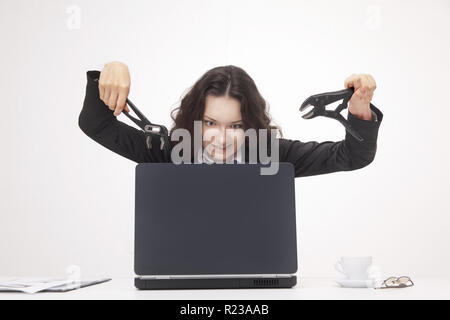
[78,71,383,178]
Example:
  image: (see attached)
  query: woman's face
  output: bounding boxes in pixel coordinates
[202,95,245,162]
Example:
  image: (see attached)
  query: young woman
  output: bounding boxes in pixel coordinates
[78,61,383,177]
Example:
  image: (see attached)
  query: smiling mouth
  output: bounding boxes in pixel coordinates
[212,144,233,149]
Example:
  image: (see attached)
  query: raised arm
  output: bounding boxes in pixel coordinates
[280,74,383,178]
[78,62,166,163]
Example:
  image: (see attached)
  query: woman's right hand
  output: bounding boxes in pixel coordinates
[99,61,131,116]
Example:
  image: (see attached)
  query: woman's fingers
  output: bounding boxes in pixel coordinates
[344,74,376,103]
[344,74,357,88]
[114,87,129,116]
[108,90,119,112]
[344,74,362,89]
[98,61,131,115]
[366,74,377,91]
[99,85,105,102]
[346,74,377,116]
[99,80,106,102]
[345,74,376,91]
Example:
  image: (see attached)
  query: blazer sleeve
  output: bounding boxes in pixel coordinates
[279,104,383,178]
[78,70,166,163]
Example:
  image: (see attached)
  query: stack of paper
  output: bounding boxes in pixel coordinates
[0,278,111,294]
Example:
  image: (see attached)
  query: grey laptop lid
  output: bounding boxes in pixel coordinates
[134,163,298,276]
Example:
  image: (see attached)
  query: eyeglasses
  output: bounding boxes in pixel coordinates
[374,276,414,289]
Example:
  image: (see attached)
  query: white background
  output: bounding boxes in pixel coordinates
[0,0,449,281]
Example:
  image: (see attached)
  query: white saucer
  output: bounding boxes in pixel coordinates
[335,278,374,288]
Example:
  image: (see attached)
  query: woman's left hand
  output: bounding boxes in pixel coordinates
[344,74,377,120]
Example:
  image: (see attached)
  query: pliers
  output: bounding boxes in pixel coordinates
[299,87,364,141]
[91,76,171,161]
[122,98,171,161]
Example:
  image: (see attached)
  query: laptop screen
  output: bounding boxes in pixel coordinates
[134,163,297,276]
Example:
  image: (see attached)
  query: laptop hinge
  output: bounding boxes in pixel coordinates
[138,274,294,280]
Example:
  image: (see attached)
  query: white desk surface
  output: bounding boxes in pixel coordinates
[0,277,448,300]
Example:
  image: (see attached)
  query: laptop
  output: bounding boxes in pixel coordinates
[134,162,298,289]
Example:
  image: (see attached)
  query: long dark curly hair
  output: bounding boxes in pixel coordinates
[169,65,283,161]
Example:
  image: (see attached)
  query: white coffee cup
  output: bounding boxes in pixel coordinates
[334,256,374,280]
